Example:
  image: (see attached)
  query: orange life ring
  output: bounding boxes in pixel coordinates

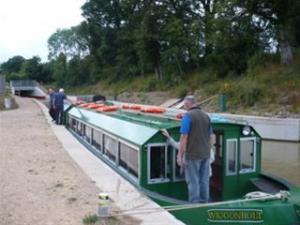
[141,106,166,113]
[79,103,90,107]
[87,103,100,109]
[74,100,85,105]
[96,105,118,112]
[122,104,142,110]
[93,104,105,109]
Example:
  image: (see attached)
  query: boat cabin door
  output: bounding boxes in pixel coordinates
[210,131,223,201]
[222,135,258,200]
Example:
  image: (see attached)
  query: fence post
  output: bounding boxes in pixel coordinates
[218,94,227,112]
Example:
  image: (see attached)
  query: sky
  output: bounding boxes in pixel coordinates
[0,0,86,63]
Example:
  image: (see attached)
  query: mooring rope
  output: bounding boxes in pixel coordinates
[107,191,290,217]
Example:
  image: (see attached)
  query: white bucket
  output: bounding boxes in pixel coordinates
[4,98,12,109]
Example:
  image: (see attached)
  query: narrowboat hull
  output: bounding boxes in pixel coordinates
[147,188,300,225]
[64,102,300,225]
[71,125,300,225]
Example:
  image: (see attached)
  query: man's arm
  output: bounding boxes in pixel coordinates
[178,134,188,166]
[178,113,190,166]
[169,137,180,149]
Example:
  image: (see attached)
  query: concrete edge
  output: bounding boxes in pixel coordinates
[220,113,300,142]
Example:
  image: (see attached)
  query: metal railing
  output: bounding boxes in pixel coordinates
[10,80,36,88]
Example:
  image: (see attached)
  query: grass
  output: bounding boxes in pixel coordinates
[62,54,300,116]
[82,214,125,225]
[82,214,98,225]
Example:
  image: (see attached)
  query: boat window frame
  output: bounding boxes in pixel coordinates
[76,120,81,135]
[84,125,92,144]
[67,115,140,181]
[119,141,139,179]
[239,137,256,174]
[147,143,170,184]
[92,128,103,152]
[212,129,224,161]
[226,138,238,176]
[69,116,77,132]
[68,116,90,142]
[103,133,119,164]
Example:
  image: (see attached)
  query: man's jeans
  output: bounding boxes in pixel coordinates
[184,157,210,203]
[55,106,64,125]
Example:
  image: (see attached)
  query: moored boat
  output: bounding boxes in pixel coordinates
[63,101,300,225]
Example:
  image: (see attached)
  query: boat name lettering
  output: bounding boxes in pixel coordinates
[207,209,263,223]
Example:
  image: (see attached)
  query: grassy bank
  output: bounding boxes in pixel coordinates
[65,56,300,117]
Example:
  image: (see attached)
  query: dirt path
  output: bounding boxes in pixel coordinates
[0,97,100,225]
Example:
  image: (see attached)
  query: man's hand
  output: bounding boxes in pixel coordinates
[177,152,183,167]
[161,129,170,139]
[178,134,188,167]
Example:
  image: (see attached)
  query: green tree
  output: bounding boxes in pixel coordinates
[0,56,25,74]
[21,56,43,81]
[48,0,300,85]
[48,26,89,60]
[205,0,264,76]
[237,0,300,65]
[50,53,67,86]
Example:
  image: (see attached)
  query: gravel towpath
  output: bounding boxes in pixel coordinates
[0,97,100,225]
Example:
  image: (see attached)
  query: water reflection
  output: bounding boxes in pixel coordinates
[262,140,300,187]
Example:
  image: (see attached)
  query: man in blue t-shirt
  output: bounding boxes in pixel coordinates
[178,95,211,203]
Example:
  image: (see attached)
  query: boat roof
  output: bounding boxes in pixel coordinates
[66,100,251,146]
[107,100,248,126]
[68,106,174,147]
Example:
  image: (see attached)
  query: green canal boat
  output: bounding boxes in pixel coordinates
[63,101,300,225]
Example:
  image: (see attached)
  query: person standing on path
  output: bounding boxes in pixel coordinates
[53,88,66,125]
[48,88,55,121]
[177,95,211,203]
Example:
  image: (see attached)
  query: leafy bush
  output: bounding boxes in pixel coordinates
[174,84,189,98]
[247,51,266,75]
[229,81,264,107]
[144,77,158,91]
[82,214,98,225]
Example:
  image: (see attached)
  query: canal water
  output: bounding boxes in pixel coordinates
[262,140,300,187]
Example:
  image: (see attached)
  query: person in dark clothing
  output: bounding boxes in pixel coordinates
[92,95,106,102]
[48,88,55,121]
[53,88,66,125]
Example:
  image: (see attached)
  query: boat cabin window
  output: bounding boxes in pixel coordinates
[92,129,103,151]
[85,126,92,144]
[79,123,85,137]
[76,121,82,135]
[70,117,77,132]
[148,144,169,183]
[226,139,238,175]
[119,142,139,178]
[213,133,223,158]
[104,134,118,162]
[239,137,256,173]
